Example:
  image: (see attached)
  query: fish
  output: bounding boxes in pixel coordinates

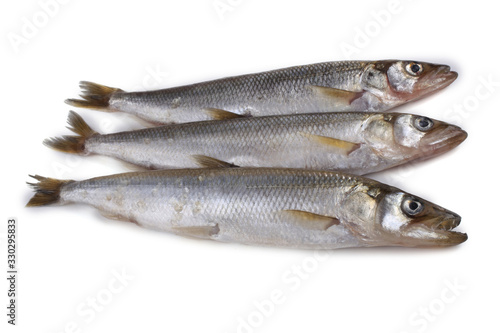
[44,111,467,175]
[25,168,467,249]
[65,60,458,124]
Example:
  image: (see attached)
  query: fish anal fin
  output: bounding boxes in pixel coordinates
[172,224,220,239]
[118,159,156,172]
[205,108,245,120]
[298,132,361,155]
[309,85,363,105]
[282,210,340,231]
[98,211,139,225]
[192,155,239,169]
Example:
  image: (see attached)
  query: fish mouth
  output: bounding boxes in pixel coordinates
[420,214,461,231]
[411,65,458,100]
[428,65,458,90]
[417,125,468,160]
[403,211,467,247]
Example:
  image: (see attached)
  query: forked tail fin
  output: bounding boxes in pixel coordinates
[65,81,123,110]
[43,111,99,154]
[26,175,74,207]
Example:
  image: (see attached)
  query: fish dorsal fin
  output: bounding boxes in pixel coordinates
[172,224,220,239]
[309,85,363,105]
[282,210,340,231]
[298,132,361,155]
[192,155,239,169]
[205,108,245,120]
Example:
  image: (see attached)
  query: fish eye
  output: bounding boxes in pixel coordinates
[405,62,424,76]
[413,116,434,131]
[402,197,424,216]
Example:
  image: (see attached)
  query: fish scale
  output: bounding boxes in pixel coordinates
[66,60,458,124]
[26,167,467,249]
[29,59,467,249]
[44,111,467,175]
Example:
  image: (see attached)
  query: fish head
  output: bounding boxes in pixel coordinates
[328,180,466,247]
[361,113,467,162]
[372,189,467,247]
[392,113,467,159]
[360,60,458,107]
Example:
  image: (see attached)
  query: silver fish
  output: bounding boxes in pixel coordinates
[44,111,467,175]
[66,60,458,124]
[26,168,467,249]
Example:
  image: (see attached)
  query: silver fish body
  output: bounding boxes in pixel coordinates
[66,60,458,124]
[26,168,467,249]
[45,111,467,175]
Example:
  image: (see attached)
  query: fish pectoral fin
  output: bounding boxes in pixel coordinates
[298,132,361,155]
[309,85,363,105]
[282,210,340,231]
[205,108,245,120]
[192,155,239,169]
[172,224,220,239]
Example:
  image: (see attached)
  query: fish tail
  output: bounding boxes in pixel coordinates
[26,175,74,207]
[43,111,99,154]
[65,81,123,111]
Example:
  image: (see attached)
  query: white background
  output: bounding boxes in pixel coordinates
[2,0,499,332]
